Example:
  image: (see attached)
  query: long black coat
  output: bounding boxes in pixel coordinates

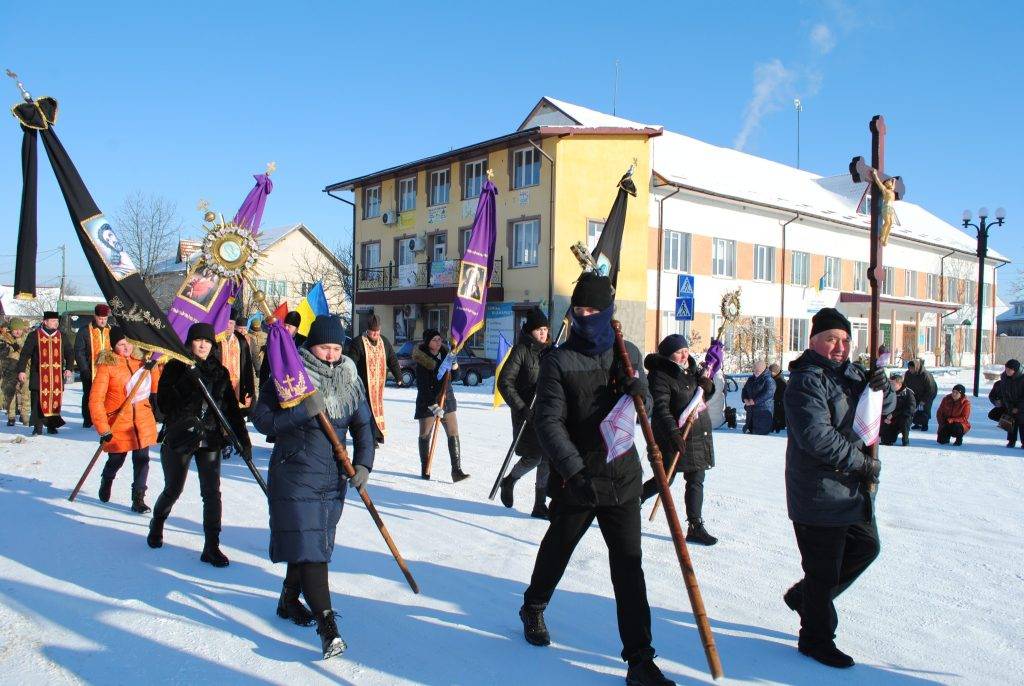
[904,359,937,407]
[496,328,546,457]
[251,356,375,564]
[645,353,715,473]
[772,372,787,430]
[784,349,895,526]
[990,373,1023,412]
[157,355,249,452]
[347,333,402,389]
[413,344,457,419]
[534,340,650,507]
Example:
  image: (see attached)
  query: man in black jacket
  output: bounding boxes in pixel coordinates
[783,307,894,669]
[497,306,550,518]
[905,358,937,431]
[990,359,1023,447]
[519,274,673,686]
[880,373,916,446]
[770,362,787,433]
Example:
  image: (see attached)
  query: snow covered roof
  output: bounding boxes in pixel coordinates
[997,301,1024,322]
[518,96,660,132]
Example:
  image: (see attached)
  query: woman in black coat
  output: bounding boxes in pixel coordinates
[413,328,468,482]
[251,315,376,660]
[770,363,787,432]
[148,323,251,568]
[642,334,718,545]
[497,307,550,518]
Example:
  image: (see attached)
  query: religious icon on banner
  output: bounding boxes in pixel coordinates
[457,263,486,303]
[81,215,137,280]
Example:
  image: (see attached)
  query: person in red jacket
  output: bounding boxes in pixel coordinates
[936,384,972,446]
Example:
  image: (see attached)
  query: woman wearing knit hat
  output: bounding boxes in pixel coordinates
[497,306,551,518]
[148,322,251,568]
[989,359,1023,447]
[412,329,468,481]
[936,384,972,446]
[252,314,376,659]
[89,327,161,513]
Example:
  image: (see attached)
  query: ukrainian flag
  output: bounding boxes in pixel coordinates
[295,282,330,336]
[493,332,513,408]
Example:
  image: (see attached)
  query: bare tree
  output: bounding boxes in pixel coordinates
[944,258,978,366]
[726,316,778,372]
[288,243,353,329]
[114,191,180,300]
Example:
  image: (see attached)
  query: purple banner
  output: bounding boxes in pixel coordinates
[450,179,497,352]
[234,173,273,231]
[265,320,315,408]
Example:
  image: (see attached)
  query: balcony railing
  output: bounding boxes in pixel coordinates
[357,257,504,292]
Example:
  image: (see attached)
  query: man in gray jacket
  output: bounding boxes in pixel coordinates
[782,307,894,669]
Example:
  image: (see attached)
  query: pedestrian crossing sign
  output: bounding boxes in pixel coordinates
[674,297,693,321]
[677,274,695,297]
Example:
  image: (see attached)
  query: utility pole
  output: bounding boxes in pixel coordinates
[59,243,67,313]
[794,99,803,169]
[613,59,620,116]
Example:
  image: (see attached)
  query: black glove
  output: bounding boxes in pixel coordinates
[349,464,370,490]
[697,376,715,395]
[144,358,158,370]
[566,472,598,507]
[857,453,881,483]
[868,367,889,392]
[99,432,113,443]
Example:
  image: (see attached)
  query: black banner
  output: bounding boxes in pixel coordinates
[590,171,637,289]
[14,126,38,299]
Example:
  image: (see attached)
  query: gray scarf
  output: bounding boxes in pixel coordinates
[298,347,365,420]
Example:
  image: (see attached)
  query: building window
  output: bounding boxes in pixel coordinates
[511,219,540,268]
[964,280,975,306]
[459,227,473,256]
[852,321,869,355]
[854,261,868,293]
[882,266,894,295]
[360,241,380,269]
[467,326,485,350]
[788,318,809,351]
[663,230,691,273]
[792,251,810,286]
[431,232,447,262]
[363,185,381,219]
[427,307,449,338]
[823,257,841,290]
[255,279,288,299]
[711,314,735,350]
[397,237,416,266]
[398,176,417,212]
[587,220,604,253]
[513,147,541,189]
[924,326,936,352]
[749,316,776,357]
[754,244,775,282]
[712,238,736,278]
[660,313,692,338]
[429,168,450,206]
[927,273,939,300]
[965,327,974,354]
[905,270,917,298]
[462,159,486,200]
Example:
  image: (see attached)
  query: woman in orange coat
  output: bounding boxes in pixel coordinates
[89,327,161,512]
[936,383,972,446]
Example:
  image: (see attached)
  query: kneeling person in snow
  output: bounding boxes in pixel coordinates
[89,327,161,513]
[936,384,972,446]
[519,273,675,686]
[783,307,894,669]
[251,315,376,660]
[879,373,916,447]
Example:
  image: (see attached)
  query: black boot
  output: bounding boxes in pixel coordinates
[277,583,315,626]
[418,437,431,480]
[315,610,347,659]
[530,487,549,520]
[519,604,550,646]
[147,516,165,549]
[200,530,230,567]
[954,435,963,446]
[499,476,517,508]
[6,417,13,427]
[131,489,151,514]
[686,519,718,546]
[798,642,855,668]
[98,477,113,503]
[47,426,58,434]
[449,436,469,482]
[626,658,676,685]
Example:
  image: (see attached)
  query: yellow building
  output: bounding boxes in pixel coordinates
[325,97,661,355]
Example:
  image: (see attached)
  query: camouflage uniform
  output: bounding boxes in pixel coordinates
[1,325,30,424]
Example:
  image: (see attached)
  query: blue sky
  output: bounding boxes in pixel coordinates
[2,0,1021,299]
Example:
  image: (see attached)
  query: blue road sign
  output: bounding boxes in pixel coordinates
[676,274,695,298]
[675,297,694,321]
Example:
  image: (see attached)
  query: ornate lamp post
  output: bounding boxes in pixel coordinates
[963,207,1006,396]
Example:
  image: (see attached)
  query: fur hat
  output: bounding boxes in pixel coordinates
[810,307,851,338]
[43,311,59,320]
[186,322,217,345]
[304,315,346,348]
[571,272,614,311]
[94,304,111,316]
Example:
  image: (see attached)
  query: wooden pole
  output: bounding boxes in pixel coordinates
[612,321,723,680]
[424,372,450,479]
[647,420,695,522]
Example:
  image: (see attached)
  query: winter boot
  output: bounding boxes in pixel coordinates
[46,426,58,434]
[686,519,718,546]
[277,583,315,626]
[315,610,347,659]
[200,531,230,567]
[98,477,113,503]
[6,417,13,427]
[147,516,165,549]
[530,487,549,520]
[519,604,550,646]
[449,436,469,482]
[626,658,676,685]
[418,437,431,480]
[798,642,855,668]
[499,476,517,508]
[954,435,963,446]
[131,489,151,514]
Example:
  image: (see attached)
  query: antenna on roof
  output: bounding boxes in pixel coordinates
[613,59,620,116]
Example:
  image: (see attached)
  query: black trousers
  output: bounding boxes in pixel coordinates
[81,377,93,426]
[284,562,331,615]
[937,423,965,444]
[152,448,222,533]
[641,469,706,521]
[101,447,150,492]
[1006,416,1024,445]
[879,417,911,445]
[524,497,653,663]
[791,519,880,648]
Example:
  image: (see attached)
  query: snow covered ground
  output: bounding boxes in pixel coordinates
[1,372,1021,685]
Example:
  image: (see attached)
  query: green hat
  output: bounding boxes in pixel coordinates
[10,318,28,329]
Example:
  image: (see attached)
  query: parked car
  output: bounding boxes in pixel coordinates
[393,340,496,387]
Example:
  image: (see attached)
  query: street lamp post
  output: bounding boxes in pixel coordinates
[963,206,1007,396]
